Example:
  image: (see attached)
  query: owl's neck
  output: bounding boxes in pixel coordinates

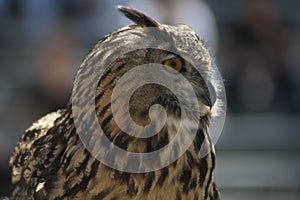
[64,108,218,199]
[103,116,217,199]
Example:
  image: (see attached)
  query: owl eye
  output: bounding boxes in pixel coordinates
[163,58,183,73]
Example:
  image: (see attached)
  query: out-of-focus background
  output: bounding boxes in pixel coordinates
[0,0,299,199]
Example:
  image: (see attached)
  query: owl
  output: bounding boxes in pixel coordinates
[9,6,221,200]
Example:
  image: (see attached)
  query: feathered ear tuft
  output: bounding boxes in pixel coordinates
[117,5,159,27]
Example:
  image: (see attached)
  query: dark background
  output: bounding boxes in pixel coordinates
[0,0,300,199]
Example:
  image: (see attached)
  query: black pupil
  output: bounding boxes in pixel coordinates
[170,61,178,68]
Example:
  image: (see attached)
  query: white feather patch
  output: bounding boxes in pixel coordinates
[36,182,46,192]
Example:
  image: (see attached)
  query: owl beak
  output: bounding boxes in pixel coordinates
[204,96,214,110]
[206,82,217,110]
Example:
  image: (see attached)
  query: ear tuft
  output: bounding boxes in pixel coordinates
[117,5,159,27]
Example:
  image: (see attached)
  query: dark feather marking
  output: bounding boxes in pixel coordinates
[146,137,154,152]
[65,126,76,141]
[92,187,114,200]
[143,172,154,192]
[101,114,113,130]
[97,61,125,86]
[190,176,197,190]
[62,159,100,198]
[97,103,111,117]
[213,182,220,199]
[95,91,105,106]
[186,151,198,166]
[153,126,169,150]
[127,177,138,196]
[179,165,192,194]
[23,130,38,141]
[175,188,181,200]
[157,167,168,187]
[75,150,91,175]
[62,140,81,174]
[211,150,216,170]
[194,129,205,152]
[113,134,128,150]
[204,153,214,200]
[114,171,130,185]
[199,157,208,187]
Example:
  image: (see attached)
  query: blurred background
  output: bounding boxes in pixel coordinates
[0,0,299,199]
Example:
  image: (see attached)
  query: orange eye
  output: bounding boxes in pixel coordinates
[163,58,183,73]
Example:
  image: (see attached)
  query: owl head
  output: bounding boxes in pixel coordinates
[71,6,225,171]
